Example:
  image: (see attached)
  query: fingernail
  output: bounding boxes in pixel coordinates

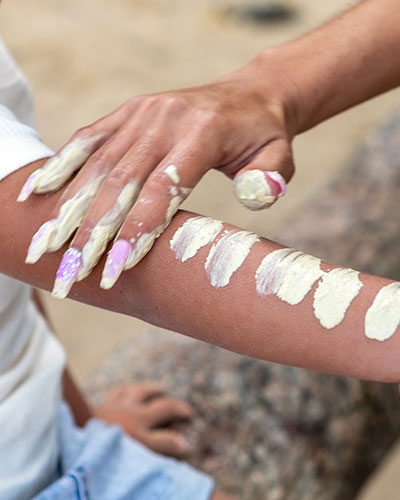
[175,436,190,453]
[266,171,286,197]
[17,170,41,202]
[100,240,131,290]
[26,219,57,264]
[52,248,82,299]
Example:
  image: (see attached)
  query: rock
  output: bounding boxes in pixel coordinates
[85,111,400,499]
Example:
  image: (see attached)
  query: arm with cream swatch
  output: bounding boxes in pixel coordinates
[2,160,400,385]
[18,0,400,294]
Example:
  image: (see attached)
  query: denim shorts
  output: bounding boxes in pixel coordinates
[33,402,215,500]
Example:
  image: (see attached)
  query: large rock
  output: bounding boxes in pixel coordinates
[85,112,400,500]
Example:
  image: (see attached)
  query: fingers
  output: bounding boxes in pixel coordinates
[142,429,190,457]
[50,136,168,298]
[26,109,157,271]
[17,99,138,201]
[233,138,294,210]
[17,134,104,202]
[143,397,193,427]
[101,146,209,289]
[26,174,105,264]
[49,177,138,298]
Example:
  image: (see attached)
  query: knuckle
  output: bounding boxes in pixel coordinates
[105,166,130,189]
[147,169,170,191]
[162,93,185,112]
[197,108,223,128]
[73,126,94,141]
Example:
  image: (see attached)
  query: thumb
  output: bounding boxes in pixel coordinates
[233,138,294,210]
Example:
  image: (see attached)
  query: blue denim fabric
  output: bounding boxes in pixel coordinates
[32,402,214,500]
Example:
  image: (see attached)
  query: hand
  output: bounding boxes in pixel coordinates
[19,51,297,298]
[91,382,193,458]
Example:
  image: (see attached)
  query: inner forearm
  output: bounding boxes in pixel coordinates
[259,0,400,132]
[1,162,399,384]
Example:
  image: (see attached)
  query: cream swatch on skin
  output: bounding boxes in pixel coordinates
[205,230,258,288]
[256,248,324,305]
[365,282,400,341]
[256,248,364,329]
[313,268,363,329]
[170,216,223,262]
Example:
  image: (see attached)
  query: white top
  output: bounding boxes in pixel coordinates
[0,36,67,500]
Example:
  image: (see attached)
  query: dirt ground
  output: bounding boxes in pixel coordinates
[1,1,400,498]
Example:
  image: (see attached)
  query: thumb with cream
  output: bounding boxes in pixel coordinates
[233,138,294,211]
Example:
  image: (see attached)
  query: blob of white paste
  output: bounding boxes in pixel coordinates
[277,253,325,305]
[170,216,223,262]
[365,282,400,341]
[233,170,275,211]
[313,268,363,329]
[255,248,324,305]
[205,230,258,288]
[165,164,180,185]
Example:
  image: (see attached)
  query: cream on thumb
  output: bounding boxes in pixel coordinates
[233,139,294,210]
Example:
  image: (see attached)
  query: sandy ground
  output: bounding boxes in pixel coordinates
[1,1,400,497]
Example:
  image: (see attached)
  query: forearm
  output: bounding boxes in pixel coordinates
[1,161,399,383]
[257,0,400,133]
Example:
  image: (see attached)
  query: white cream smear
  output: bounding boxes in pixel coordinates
[256,248,324,305]
[233,169,275,211]
[34,136,100,193]
[77,181,140,280]
[205,230,258,288]
[124,166,192,270]
[170,216,223,262]
[26,176,105,263]
[165,164,180,185]
[313,268,363,329]
[256,248,363,329]
[365,283,400,341]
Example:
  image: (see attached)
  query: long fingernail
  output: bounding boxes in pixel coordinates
[26,219,57,264]
[100,240,131,290]
[17,170,42,202]
[52,248,82,299]
[266,171,286,197]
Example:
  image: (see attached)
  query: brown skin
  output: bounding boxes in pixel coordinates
[2,159,400,385]
[30,0,400,285]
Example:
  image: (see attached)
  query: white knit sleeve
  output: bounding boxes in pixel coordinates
[0,104,53,181]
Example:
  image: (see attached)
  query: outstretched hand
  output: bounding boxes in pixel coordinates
[19,54,296,298]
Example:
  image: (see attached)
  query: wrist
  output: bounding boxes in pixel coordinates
[251,47,307,137]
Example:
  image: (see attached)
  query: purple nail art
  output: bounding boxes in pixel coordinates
[266,171,286,197]
[52,248,82,299]
[17,171,40,202]
[101,240,131,289]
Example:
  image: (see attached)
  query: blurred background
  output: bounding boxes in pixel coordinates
[1,1,400,498]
